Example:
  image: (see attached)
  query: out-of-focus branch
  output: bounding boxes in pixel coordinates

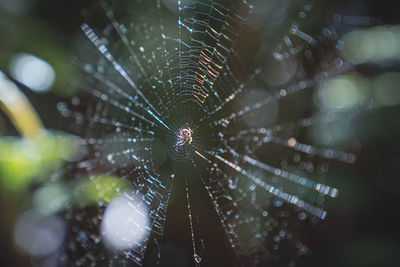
[0,71,45,140]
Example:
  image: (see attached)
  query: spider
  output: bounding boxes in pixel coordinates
[177,127,192,147]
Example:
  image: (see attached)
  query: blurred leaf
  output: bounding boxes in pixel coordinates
[0,131,79,192]
[74,175,130,205]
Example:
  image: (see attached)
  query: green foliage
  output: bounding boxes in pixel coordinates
[0,131,77,192]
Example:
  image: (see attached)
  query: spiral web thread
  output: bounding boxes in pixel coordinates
[60,0,366,265]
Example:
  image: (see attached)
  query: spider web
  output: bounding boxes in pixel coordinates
[59,0,359,266]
